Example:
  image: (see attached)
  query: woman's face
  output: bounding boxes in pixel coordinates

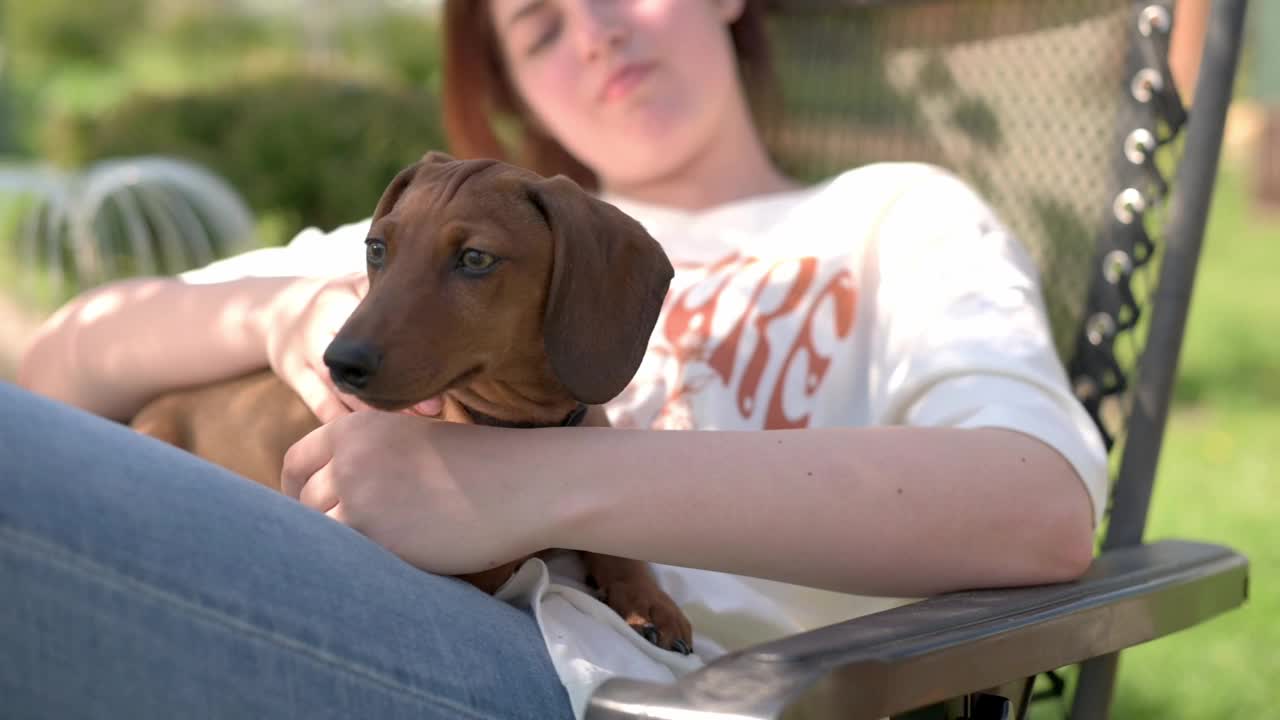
[489,0,747,189]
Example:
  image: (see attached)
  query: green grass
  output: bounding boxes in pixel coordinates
[1111,404,1277,718]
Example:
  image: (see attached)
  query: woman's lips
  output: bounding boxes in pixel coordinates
[600,62,656,103]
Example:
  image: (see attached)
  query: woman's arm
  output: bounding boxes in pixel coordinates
[532,424,1095,597]
[282,413,1095,599]
[18,275,320,421]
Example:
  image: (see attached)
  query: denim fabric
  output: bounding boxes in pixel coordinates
[0,382,573,719]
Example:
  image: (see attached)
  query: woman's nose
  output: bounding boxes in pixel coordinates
[569,0,628,61]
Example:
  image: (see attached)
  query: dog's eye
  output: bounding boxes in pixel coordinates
[457,248,498,275]
[366,239,387,268]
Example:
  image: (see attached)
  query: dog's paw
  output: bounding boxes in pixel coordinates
[599,580,693,655]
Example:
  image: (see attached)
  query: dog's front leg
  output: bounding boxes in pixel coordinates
[582,553,693,655]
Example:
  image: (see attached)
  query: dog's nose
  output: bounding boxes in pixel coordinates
[323,338,383,391]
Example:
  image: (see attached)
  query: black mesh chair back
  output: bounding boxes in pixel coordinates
[763,0,1187,459]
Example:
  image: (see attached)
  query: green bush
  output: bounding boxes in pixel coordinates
[336,10,445,97]
[149,5,292,61]
[46,70,448,244]
[1,0,146,153]
[5,0,147,68]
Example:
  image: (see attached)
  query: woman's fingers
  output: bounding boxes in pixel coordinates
[325,501,356,531]
[297,464,341,514]
[294,362,349,423]
[303,354,377,422]
[268,273,370,423]
[280,425,334,500]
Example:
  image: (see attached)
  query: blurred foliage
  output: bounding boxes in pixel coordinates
[335,9,446,98]
[2,1,446,244]
[5,0,147,69]
[149,4,287,60]
[45,71,447,245]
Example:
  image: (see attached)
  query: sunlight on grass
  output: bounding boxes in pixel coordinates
[1111,405,1278,719]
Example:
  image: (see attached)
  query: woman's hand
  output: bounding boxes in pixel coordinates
[280,411,548,576]
[264,272,443,423]
[263,273,374,422]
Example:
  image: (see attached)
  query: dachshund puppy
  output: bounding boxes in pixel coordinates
[130,152,691,653]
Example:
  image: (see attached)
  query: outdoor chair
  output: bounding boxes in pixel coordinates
[584,1,1250,718]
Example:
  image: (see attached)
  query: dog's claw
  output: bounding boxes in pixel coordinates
[640,624,660,645]
[672,639,692,655]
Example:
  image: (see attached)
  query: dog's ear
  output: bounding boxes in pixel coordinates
[530,175,674,405]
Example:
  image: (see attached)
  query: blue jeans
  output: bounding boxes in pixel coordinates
[0,382,573,719]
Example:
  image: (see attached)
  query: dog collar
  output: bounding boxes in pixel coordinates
[461,402,589,429]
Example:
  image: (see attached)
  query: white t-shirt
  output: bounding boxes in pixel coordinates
[183,162,1109,718]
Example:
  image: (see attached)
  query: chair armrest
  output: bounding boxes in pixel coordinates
[585,539,1248,720]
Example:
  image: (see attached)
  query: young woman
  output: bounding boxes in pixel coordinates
[6,1,1105,717]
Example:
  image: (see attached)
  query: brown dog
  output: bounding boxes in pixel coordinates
[129,152,691,653]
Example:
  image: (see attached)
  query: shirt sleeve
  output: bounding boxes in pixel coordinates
[178,218,372,284]
[863,164,1109,528]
